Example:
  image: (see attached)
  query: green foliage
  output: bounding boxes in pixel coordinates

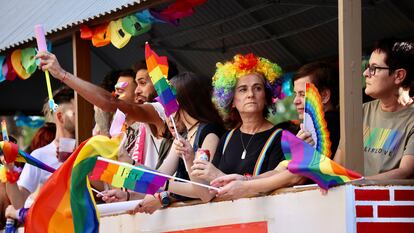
[268,96,298,125]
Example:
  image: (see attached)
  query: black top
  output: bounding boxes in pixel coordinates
[212,126,284,175]
[325,110,340,157]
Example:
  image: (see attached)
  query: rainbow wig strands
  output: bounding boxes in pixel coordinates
[212,53,283,118]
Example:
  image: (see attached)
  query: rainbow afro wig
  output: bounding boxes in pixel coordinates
[212,53,284,118]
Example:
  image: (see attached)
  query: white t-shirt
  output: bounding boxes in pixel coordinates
[17,142,62,193]
[143,102,166,169]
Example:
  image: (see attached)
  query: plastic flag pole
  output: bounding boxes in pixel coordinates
[169,115,189,172]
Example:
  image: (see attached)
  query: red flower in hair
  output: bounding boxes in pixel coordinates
[236,53,258,70]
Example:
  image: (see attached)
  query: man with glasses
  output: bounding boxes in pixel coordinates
[335,38,414,180]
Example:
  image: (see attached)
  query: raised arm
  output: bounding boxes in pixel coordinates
[36,51,164,130]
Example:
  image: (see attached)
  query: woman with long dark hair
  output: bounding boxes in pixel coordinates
[102,72,225,213]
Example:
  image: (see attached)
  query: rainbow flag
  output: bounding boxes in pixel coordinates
[281,130,362,190]
[145,42,179,117]
[89,158,167,195]
[1,120,9,141]
[303,82,332,158]
[25,135,120,233]
[0,141,56,173]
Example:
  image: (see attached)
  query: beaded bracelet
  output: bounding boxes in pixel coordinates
[17,208,29,224]
[6,170,20,184]
[154,193,162,205]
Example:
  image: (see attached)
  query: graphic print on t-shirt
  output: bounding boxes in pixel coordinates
[363,126,403,157]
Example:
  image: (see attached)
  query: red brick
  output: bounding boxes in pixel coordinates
[355,189,389,201]
[357,222,414,233]
[395,190,414,201]
[356,205,373,217]
[378,205,414,218]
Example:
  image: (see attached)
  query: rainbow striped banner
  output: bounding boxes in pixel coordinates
[89,158,167,195]
[281,130,362,190]
[303,82,332,158]
[0,141,56,173]
[145,42,179,117]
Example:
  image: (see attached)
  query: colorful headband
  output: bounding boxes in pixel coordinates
[212,53,283,117]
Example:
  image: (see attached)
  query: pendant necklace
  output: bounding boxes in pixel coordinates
[240,122,264,159]
[240,130,256,160]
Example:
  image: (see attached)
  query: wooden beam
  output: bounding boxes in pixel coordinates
[338,0,364,174]
[72,33,93,145]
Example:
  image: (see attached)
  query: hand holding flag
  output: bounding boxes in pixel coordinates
[281,130,362,190]
[303,82,332,158]
[35,24,58,112]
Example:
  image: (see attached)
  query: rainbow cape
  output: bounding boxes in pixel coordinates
[25,135,120,233]
[90,158,167,195]
[281,130,362,190]
[0,141,56,173]
[145,42,179,117]
[303,82,332,158]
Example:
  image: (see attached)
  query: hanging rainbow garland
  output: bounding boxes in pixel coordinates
[0,0,207,83]
[80,0,207,48]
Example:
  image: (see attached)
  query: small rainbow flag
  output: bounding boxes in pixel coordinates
[281,130,362,190]
[25,135,120,233]
[0,141,56,173]
[1,120,9,141]
[145,42,179,117]
[89,158,167,195]
[303,82,332,158]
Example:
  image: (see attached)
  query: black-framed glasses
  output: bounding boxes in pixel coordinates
[365,64,392,76]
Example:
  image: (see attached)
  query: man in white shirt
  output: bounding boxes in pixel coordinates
[3,87,75,209]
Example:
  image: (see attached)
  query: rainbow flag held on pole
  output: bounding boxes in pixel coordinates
[281,130,362,190]
[25,135,120,233]
[0,141,56,173]
[303,82,332,158]
[145,42,179,117]
[1,120,9,141]
[89,158,167,195]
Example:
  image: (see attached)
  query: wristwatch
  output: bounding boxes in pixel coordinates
[159,191,170,208]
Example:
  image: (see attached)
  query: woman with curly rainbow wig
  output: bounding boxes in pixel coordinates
[212,53,283,127]
[190,54,305,202]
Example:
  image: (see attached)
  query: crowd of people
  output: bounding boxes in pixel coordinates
[0,37,413,228]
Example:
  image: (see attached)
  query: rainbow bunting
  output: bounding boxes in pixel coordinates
[303,82,332,158]
[25,135,120,233]
[0,141,56,173]
[145,42,179,117]
[89,158,167,195]
[281,130,362,190]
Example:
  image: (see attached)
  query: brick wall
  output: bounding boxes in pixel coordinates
[354,186,414,233]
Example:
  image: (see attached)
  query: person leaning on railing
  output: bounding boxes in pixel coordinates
[334,38,414,180]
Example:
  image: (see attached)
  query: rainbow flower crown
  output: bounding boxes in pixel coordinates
[212,53,284,117]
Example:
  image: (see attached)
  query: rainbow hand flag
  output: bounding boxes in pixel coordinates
[303,82,332,158]
[90,157,167,194]
[0,141,56,173]
[145,42,179,117]
[281,130,362,190]
[1,120,9,141]
[25,135,120,233]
